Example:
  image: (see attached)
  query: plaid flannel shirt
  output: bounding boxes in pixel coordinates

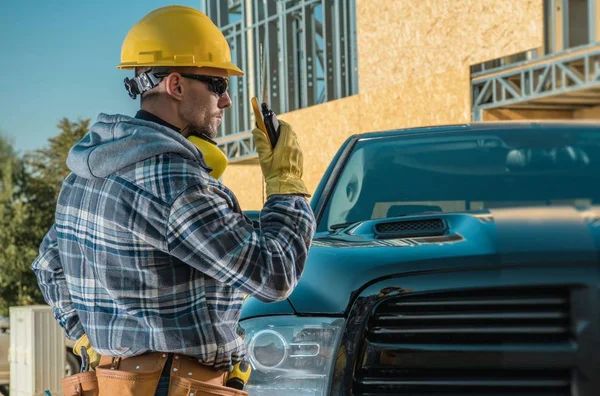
[32,117,315,370]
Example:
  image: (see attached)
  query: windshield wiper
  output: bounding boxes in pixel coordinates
[329,221,360,230]
[390,211,443,217]
[329,211,444,231]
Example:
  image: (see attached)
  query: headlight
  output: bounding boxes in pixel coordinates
[239,316,345,395]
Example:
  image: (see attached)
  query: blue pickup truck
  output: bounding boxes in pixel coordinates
[241,122,600,396]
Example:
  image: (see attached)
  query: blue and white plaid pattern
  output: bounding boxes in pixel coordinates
[32,152,315,369]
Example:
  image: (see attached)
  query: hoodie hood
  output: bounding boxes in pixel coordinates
[67,113,210,179]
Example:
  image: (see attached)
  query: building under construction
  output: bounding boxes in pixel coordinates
[202,0,600,209]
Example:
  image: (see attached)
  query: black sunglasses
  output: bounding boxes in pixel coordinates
[155,72,229,97]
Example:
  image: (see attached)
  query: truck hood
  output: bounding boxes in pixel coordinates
[286,207,600,314]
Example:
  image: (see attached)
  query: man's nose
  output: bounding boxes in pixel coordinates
[218,92,232,109]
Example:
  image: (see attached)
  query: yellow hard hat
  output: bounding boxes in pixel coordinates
[118,5,243,76]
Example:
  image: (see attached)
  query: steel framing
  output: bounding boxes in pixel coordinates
[471,0,600,120]
[471,46,600,120]
[203,0,358,162]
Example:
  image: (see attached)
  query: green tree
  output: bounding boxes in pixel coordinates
[0,118,89,316]
[23,118,91,234]
[0,135,32,315]
[0,135,22,201]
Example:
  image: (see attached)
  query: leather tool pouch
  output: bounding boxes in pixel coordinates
[95,352,168,396]
[62,352,247,396]
[61,370,99,396]
[168,355,248,396]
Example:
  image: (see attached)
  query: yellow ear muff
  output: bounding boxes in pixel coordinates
[188,135,228,179]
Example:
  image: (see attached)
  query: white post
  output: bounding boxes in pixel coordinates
[10,305,65,396]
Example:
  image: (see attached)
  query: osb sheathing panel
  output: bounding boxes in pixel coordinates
[483,109,574,121]
[357,0,544,93]
[574,106,600,119]
[221,163,265,210]
[224,0,545,210]
[358,65,472,130]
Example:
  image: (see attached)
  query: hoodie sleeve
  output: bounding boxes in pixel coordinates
[31,224,85,340]
[166,183,316,302]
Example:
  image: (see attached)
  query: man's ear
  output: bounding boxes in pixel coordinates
[164,72,184,101]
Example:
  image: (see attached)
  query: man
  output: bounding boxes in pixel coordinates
[31,5,315,395]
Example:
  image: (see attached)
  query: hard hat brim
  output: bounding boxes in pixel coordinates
[118,61,244,77]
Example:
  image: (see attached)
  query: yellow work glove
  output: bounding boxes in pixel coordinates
[73,333,101,370]
[252,120,310,198]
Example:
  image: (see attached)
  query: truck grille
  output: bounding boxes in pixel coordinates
[353,368,571,395]
[353,287,573,395]
[368,287,570,344]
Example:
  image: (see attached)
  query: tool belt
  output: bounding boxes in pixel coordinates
[61,352,248,396]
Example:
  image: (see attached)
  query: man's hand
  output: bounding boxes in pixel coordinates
[252,120,310,198]
[73,333,101,369]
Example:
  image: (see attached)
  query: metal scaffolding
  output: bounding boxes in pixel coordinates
[203,0,358,162]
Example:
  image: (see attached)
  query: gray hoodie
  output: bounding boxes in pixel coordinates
[67,113,211,178]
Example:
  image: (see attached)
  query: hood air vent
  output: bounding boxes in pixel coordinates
[374,218,447,239]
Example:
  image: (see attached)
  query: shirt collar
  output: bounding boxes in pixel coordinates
[135,110,181,132]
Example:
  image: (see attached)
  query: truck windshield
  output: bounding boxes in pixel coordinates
[319,125,600,232]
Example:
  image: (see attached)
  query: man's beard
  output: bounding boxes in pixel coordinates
[180,101,219,139]
[191,122,216,139]
[182,122,216,141]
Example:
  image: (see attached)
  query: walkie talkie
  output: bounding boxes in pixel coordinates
[251,42,280,149]
[262,102,279,148]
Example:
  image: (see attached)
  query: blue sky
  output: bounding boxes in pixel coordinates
[0,0,205,154]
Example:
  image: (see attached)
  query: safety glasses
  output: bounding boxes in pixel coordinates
[154,72,229,97]
[177,73,229,97]
[126,71,229,100]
